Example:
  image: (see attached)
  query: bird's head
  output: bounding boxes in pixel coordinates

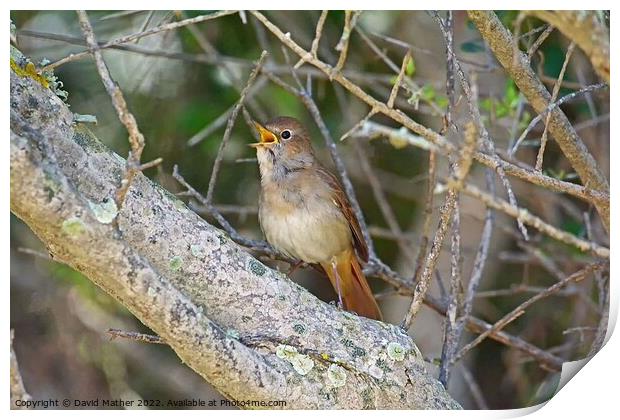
[250,116,315,179]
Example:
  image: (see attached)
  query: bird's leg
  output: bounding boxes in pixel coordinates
[330,256,344,309]
[287,259,304,276]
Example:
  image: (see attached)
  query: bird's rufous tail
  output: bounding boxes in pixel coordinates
[320,248,383,321]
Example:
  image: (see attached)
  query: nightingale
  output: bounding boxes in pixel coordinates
[250,116,383,321]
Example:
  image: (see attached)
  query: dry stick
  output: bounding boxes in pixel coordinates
[294,10,328,69]
[438,11,463,387]
[355,121,609,207]
[468,11,609,232]
[107,328,166,345]
[332,10,360,78]
[77,10,156,208]
[340,49,409,141]
[400,189,458,329]
[527,25,555,59]
[452,181,609,258]
[239,13,611,214]
[454,262,605,363]
[401,122,479,330]
[388,50,411,108]
[205,51,268,204]
[511,82,608,157]
[411,150,437,286]
[587,272,609,358]
[430,11,528,241]
[366,258,566,371]
[43,10,237,72]
[527,11,609,83]
[439,200,461,387]
[439,127,480,388]
[355,27,443,116]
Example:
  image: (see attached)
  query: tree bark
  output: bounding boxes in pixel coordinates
[9,51,460,409]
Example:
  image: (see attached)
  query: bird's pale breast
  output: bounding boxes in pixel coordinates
[259,174,352,264]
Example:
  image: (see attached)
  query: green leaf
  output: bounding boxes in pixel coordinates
[406,56,416,77]
[421,84,436,101]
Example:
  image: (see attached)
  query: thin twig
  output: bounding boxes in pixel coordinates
[527,24,554,59]
[511,82,607,157]
[411,150,437,286]
[446,180,609,259]
[431,11,529,240]
[44,10,238,72]
[107,328,166,345]
[439,194,462,387]
[77,10,147,209]
[332,11,361,77]
[454,262,605,362]
[388,50,412,108]
[294,10,328,69]
[205,51,268,204]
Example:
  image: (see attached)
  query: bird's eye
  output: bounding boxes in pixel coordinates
[281,130,292,140]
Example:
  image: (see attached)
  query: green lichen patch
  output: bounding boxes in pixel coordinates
[248,259,267,276]
[62,217,86,237]
[387,342,406,362]
[88,198,118,224]
[169,256,183,271]
[275,344,314,376]
[327,364,347,387]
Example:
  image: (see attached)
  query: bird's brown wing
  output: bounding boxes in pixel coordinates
[316,166,369,263]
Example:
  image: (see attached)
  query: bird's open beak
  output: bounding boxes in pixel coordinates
[249,121,278,148]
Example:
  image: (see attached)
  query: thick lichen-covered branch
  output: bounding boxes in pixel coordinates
[9,57,459,409]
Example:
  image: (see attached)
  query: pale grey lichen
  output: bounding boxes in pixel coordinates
[73,113,97,124]
[275,344,314,375]
[88,198,118,224]
[327,364,347,387]
[62,217,86,237]
[368,365,384,380]
[290,354,314,375]
[276,344,298,360]
[190,244,205,258]
[169,256,183,271]
[387,342,406,362]
[173,199,189,213]
[226,328,240,339]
